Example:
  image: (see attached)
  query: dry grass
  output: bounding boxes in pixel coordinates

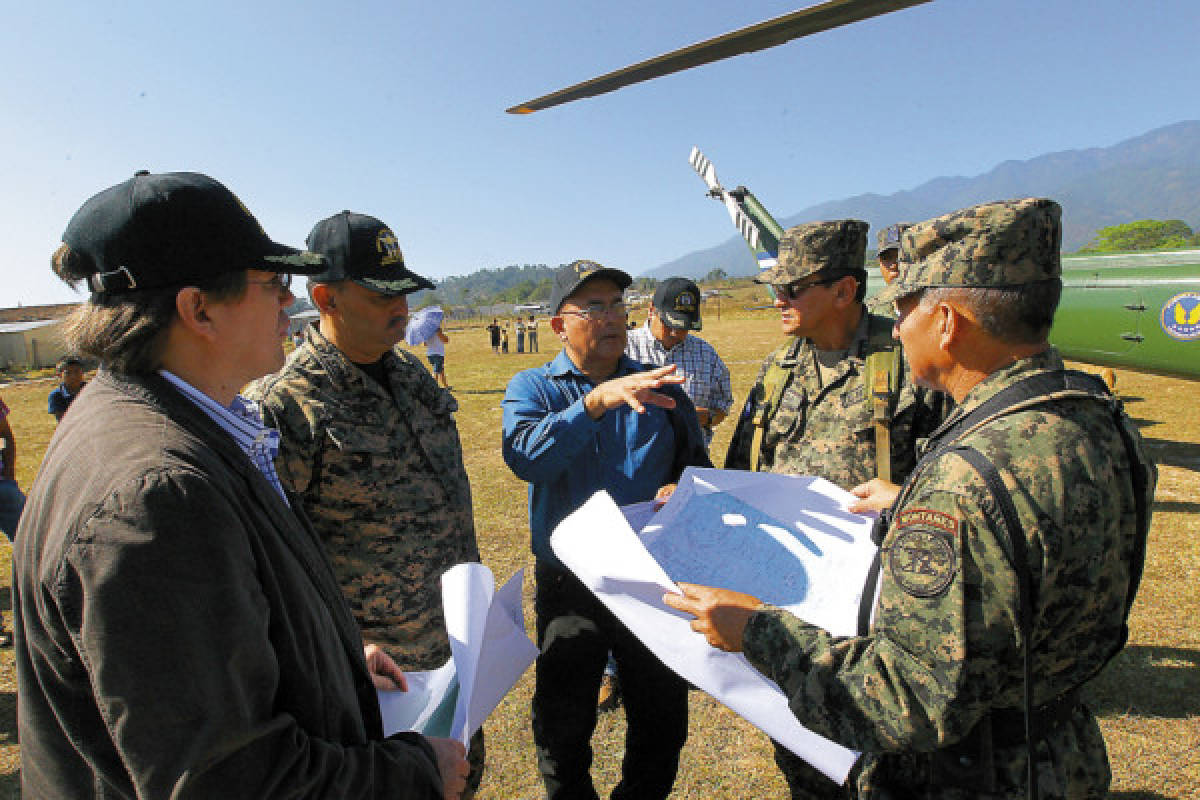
[0,301,1196,798]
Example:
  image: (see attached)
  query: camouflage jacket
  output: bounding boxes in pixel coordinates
[248,325,480,670]
[725,311,947,488]
[741,349,1156,799]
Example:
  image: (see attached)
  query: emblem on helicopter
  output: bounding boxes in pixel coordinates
[1161,292,1200,341]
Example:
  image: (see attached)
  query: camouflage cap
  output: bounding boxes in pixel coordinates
[754,220,868,285]
[876,223,911,256]
[878,198,1062,306]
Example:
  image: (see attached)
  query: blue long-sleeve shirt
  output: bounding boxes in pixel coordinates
[503,350,711,567]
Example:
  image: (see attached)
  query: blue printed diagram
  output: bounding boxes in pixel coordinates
[636,468,877,635]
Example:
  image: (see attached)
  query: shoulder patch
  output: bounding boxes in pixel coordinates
[895,507,959,535]
[889,527,957,597]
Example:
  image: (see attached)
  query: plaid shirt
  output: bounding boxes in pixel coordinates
[625,323,733,445]
[160,371,289,505]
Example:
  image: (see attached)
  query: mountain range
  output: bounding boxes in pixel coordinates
[646,120,1200,280]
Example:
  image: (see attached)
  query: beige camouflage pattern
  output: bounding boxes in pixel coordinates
[742,349,1156,799]
[864,290,896,319]
[880,198,1062,305]
[725,312,946,489]
[755,220,869,285]
[248,324,480,670]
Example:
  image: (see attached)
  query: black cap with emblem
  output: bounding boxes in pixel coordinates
[652,277,703,331]
[62,170,325,294]
[305,211,435,297]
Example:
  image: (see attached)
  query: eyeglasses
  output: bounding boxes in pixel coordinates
[560,301,629,321]
[769,276,839,301]
[247,273,292,294]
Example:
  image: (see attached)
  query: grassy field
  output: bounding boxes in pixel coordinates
[0,302,1196,798]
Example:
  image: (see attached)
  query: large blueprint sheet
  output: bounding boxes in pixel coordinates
[550,467,879,783]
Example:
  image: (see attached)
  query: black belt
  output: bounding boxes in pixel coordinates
[989,687,1082,748]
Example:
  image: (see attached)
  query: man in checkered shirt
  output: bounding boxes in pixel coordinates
[626,277,732,448]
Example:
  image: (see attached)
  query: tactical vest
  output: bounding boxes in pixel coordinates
[748,314,902,480]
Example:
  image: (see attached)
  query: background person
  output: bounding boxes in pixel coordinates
[867,222,910,316]
[14,172,465,799]
[488,318,501,353]
[527,314,539,352]
[503,259,711,800]
[47,355,87,422]
[516,316,526,353]
[250,210,484,796]
[426,326,451,390]
[0,393,24,647]
[626,276,733,449]
[666,198,1155,800]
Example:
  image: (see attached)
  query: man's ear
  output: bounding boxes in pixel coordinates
[174,287,217,341]
[833,275,859,307]
[550,315,567,339]
[938,301,970,352]
[310,283,336,313]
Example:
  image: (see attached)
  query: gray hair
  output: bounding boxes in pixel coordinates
[917,278,1062,345]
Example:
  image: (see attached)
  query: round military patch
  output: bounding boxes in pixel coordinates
[889,527,957,597]
[1160,292,1200,341]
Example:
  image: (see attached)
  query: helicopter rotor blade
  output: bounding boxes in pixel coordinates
[507,0,931,114]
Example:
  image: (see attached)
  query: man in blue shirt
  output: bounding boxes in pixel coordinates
[503,260,711,800]
[47,355,87,422]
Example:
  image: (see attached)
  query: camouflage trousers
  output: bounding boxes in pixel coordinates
[532,562,688,800]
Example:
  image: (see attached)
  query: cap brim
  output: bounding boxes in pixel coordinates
[660,310,702,331]
[355,273,435,296]
[262,243,327,275]
[875,280,922,307]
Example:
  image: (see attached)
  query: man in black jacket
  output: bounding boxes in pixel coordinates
[14,171,467,799]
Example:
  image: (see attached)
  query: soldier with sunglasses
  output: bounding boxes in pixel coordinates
[725,219,948,800]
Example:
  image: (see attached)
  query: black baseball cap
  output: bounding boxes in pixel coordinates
[652,277,702,331]
[306,211,435,296]
[63,171,324,294]
[548,259,632,313]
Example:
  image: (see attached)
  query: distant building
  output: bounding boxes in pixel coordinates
[287,309,320,337]
[0,319,68,370]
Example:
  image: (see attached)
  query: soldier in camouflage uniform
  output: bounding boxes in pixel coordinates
[726,219,945,490]
[865,223,910,317]
[248,211,486,796]
[667,198,1156,800]
[726,219,947,799]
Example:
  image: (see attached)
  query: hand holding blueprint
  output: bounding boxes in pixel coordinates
[378,564,538,745]
[550,467,879,783]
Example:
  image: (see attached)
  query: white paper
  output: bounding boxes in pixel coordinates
[378,564,538,744]
[640,468,878,636]
[551,468,879,784]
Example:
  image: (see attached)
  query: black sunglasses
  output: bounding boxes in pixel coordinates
[769,275,840,301]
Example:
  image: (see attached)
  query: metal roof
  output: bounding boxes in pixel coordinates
[0,319,60,333]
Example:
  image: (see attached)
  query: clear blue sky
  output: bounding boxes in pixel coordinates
[3,0,1197,305]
